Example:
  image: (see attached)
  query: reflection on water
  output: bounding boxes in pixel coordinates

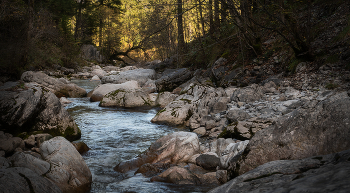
[67,80,214,193]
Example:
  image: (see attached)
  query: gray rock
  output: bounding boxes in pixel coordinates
[155,92,178,108]
[142,79,157,93]
[151,99,193,126]
[90,75,100,81]
[155,68,193,92]
[230,84,264,102]
[114,132,200,173]
[226,110,251,123]
[233,93,350,175]
[90,81,140,102]
[90,81,139,101]
[209,149,350,193]
[0,132,24,155]
[151,164,220,185]
[193,127,206,135]
[100,89,154,108]
[0,167,62,193]
[151,166,201,185]
[40,136,92,192]
[21,71,86,98]
[101,69,156,87]
[91,68,106,78]
[0,157,10,169]
[216,170,228,184]
[7,152,50,175]
[196,154,221,170]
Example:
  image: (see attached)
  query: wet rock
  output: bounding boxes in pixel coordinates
[233,93,350,176]
[0,167,62,193]
[72,141,90,154]
[151,164,220,185]
[21,71,86,98]
[114,132,200,173]
[155,68,193,92]
[40,136,92,192]
[209,149,350,193]
[100,89,154,108]
[135,163,161,177]
[90,81,140,102]
[60,97,73,106]
[151,166,201,185]
[101,69,156,87]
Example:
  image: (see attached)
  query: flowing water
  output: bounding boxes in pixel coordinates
[66,80,214,193]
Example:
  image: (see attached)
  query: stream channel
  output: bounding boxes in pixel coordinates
[66,80,215,193]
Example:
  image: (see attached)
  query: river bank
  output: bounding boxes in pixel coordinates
[1,61,350,192]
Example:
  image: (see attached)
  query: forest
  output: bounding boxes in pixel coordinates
[0,0,349,79]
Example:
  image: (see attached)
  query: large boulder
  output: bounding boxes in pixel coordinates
[99,89,154,108]
[40,136,92,192]
[0,167,62,193]
[21,71,86,98]
[151,99,193,126]
[114,132,200,173]
[0,83,81,141]
[155,68,193,92]
[90,81,140,102]
[232,92,350,176]
[101,69,156,86]
[209,149,350,193]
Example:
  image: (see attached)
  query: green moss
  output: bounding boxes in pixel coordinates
[45,125,81,141]
[106,89,125,98]
[217,128,235,139]
[325,54,340,64]
[18,132,29,139]
[185,109,193,121]
[325,83,339,90]
[141,96,152,106]
[288,58,302,73]
[156,108,166,116]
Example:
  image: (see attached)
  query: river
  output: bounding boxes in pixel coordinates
[66,80,214,193]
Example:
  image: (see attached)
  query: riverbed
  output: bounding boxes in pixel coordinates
[66,80,214,193]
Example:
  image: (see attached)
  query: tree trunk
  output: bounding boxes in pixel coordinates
[75,0,83,40]
[177,0,185,54]
[198,0,205,35]
[214,0,220,33]
[208,0,214,38]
